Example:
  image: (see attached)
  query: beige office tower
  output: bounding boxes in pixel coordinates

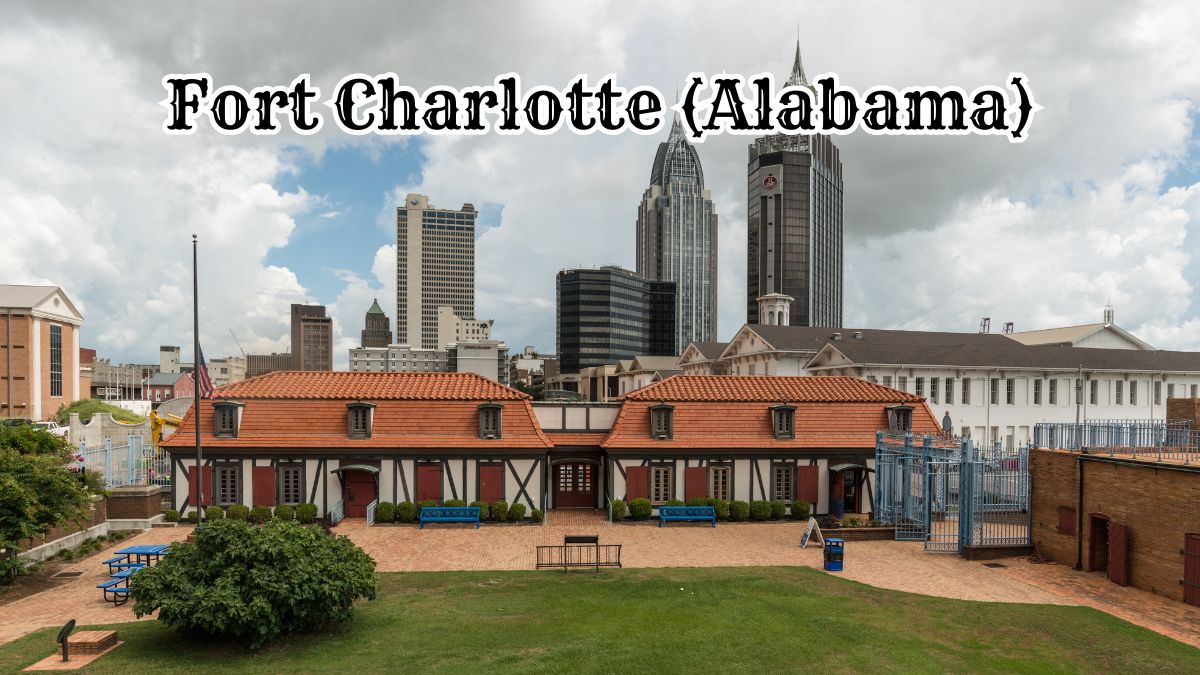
[396,194,477,349]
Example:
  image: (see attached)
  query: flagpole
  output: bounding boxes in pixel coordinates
[193,234,203,524]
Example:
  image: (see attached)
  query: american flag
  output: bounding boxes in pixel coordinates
[195,345,215,399]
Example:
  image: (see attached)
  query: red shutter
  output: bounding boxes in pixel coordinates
[253,466,277,507]
[416,463,443,503]
[624,465,649,500]
[1108,521,1129,586]
[1184,533,1200,607]
[188,465,212,507]
[478,464,504,503]
[795,465,819,504]
[684,467,708,501]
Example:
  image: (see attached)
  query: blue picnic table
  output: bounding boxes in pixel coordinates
[113,544,171,565]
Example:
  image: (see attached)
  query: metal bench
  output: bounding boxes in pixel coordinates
[658,505,716,527]
[418,506,481,529]
[102,556,128,575]
[96,579,131,605]
[536,535,621,571]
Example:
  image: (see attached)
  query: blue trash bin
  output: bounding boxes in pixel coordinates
[823,538,844,572]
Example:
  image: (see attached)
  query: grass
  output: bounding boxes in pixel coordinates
[54,399,145,425]
[1,567,1197,674]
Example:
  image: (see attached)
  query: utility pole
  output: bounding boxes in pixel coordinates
[193,235,204,523]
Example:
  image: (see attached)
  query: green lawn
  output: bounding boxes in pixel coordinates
[1,567,1196,674]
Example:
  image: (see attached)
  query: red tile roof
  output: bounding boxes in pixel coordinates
[605,376,938,450]
[546,432,609,447]
[213,371,529,401]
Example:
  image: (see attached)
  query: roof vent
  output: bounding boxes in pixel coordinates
[852,331,863,340]
[831,333,842,341]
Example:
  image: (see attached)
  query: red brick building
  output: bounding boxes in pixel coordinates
[144,371,194,407]
[0,285,84,420]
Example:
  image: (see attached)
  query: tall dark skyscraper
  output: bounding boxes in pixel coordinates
[747,42,844,327]
[290,303,333,371]
[556,267,676,374]
[636,116,718,353]
[360,298,393,348]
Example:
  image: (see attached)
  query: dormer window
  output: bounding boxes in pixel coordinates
[347,402,375,439]
[649,404,673,440]
[213,401,243,438]
[479,403,502,439]
[771,405,796,440]
[887,405,913,433]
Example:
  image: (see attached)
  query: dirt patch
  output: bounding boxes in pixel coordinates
[0,559,79,606]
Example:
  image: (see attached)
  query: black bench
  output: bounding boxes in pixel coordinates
[536,534,621,572]
[658,505,716,527]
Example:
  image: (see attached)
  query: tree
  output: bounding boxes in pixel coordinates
[132,519,378,648]
[0,426,95,580]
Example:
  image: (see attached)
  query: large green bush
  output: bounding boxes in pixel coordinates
[226,504,250,521]
[131,519,377,648]
[490,500,509,522]
[295,503,317,524]
[395,501,416,523]
[374,502,394,523]
[609,498,628,520]
[508,502,526,521]
[770,500,787,520]
[729,500,750,521]
[791,499,811,520]
[749,500,772,521]
[628,498,652,521]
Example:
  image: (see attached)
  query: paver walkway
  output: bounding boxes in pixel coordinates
[2,517,1197,651]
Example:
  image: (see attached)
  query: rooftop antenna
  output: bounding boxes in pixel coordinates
[1103,298,1114,325]
[978,317,991,334]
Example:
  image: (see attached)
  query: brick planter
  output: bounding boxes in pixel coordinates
[820,527,896,541]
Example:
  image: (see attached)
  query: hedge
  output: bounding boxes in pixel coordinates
[709,498,730,520]
[469,500,491,520]
[729,500,750,521]
[628,498,652,521]
[226,504,250,521]
[395,501,416,523]
[770,500,787,520]
[490,500,509,522]
[791,499,811,520]
[530,508,544,523]
[205,505,225,520]
[749,500,772,521]
[249,506,272,524]
[274,504,295,521]
[374,501,395,523]
[508,502,526,521]
[295,503,317,524]
[610,498,628,520]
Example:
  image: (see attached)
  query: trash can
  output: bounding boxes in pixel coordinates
[823,538,844,572]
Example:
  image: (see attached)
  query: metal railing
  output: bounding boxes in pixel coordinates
[75,436,170,489]
[365,499,379,526]
[535,544,622,571]
[330,500,345,524]
[1034,420,1195,464]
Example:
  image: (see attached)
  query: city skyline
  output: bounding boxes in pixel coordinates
[4,3,1200,369]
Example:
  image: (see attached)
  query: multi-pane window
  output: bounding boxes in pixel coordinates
[1115,380,1124,405]
[889,407,912,432]
[650,466,673,504]
[1155,381,1163,405]
[1192,384,1198,398]
[48,324,63,397]
[349,406,371,438]
[990,378,999,405]
[1130,381,1138,406]
[1005,379,1015,405]
[1033,379,1042,405]
[215,405,238,437]
[772,464,794,501]
[915,377,925,398]
[772,406,795,440]
[882,376,892,388]
[930,378,939,404]
[1049,379,1058,405]
[478,404,501,439]
[216,464,239,506]
[280,464,304,505]
[1090,380,1098,405]
[961,378,971,405]
[709,465,730,502]
[944,378,954,405]
[1168,383,1175,400]
[898,376,908,391]
[650,406,673,439]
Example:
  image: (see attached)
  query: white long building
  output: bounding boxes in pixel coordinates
[680,301,1200,448]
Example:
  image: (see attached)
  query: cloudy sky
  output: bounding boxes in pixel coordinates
[2,0,1199,367]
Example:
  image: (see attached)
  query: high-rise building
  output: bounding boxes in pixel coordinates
[747,42,844,327]
[436,305,492,348]
[291,304,333,371]
[396,193,477,349]
[636,116,718,353]
[556,267,676,374]
[361,298,392,348]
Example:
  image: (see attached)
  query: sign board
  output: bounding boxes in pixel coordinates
[800,516,824,549]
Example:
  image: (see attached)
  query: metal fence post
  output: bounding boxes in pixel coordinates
[103,437,113,489]
[922,435,933,541]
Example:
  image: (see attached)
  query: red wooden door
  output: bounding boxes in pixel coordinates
[684,467,708,501]
[343,471,377,518]
[1108,521,1129,586]
[415,463,442,503]
[188,466,212,507]
[478,464,504,503]
[555,463,594,508]
[1185,533,1200,607]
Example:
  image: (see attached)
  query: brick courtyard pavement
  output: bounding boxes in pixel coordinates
[2,514,1197,650]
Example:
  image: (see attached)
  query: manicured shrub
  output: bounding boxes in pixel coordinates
[164,509,180,523]
[841,516,862,528]
[770,500,787,520]
[417,499,438,518]
[274,504,295,521]
[530,508,544,523]
[816,514,840,530]
[686,497,708,507]
[295,503,318,524]
[490,500,509,522]
[394,501,416,523]
[729,500,750,521]
[469,500,490,520]
[508,502,526,521]
[131,518,378,648]
[205,505,225,520]
[628,498,652,521]
[791,499,811,520]
[184,509,199,523]
[749,500,772,521]
[609,498,628,520]
[226,504,250,521]
[664,499,685,507]
[444,499,466,507]
[374,502,394,523]
[709,498,730,520]
[249,506,272,524]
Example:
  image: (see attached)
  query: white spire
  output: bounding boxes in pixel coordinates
[785,40,809,88]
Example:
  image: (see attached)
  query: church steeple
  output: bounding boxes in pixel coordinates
[785,40,809,88]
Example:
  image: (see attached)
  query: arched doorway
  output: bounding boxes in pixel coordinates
[333,465,379,518]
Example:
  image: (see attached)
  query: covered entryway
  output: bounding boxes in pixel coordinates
[334,465,379,518]
[829,464,873,518]
[553,462,595,508]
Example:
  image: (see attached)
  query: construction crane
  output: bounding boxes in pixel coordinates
[229,328,247,358]
[149,410,184,448]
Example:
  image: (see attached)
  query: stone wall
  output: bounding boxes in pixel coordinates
[1030,448,1200,602]
[70,412,149,449]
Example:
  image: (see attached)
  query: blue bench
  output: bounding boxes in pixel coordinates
[102,556,128,574]
[419,506,481,529]
[97,579,131,605]
[658,506,716,528]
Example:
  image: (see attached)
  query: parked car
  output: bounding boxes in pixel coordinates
[33,421,71,439]
[2,418,32,427]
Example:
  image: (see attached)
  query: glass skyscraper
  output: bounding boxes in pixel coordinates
[636,116,718,354]
[556,267,676,374]
[747,43,844,327]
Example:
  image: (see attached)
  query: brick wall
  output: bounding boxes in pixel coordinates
[1166,398,1200,427]
[22,495,107,550]
[1031,449,1200,602]
[0,313,32,417]
[107,485,164,520]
